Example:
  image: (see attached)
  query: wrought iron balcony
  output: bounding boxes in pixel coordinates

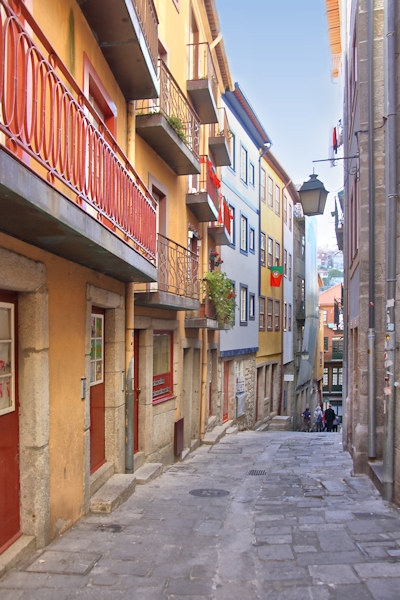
[0,0,157,283]
[208,107,232,167]
[186,157,220,222]
[77,0,159,100]
[187,42,218,124]
[135,234,200,310]
[136,60,201,175]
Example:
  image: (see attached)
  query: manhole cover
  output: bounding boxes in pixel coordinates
[189,488,229,497]
[97,524,124,533]
[248,469,267,476]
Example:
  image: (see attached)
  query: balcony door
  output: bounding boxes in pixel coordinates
[90,307,106,473]
[0,291,20,553]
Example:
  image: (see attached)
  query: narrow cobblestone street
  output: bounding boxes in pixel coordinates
[1,430,400,599]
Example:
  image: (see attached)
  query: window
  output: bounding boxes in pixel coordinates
[267,298,273,331]
[240,214,248,252]
[90,313,104,384]
[230,132,236,171]
[288,202,293,231]
[249,293,255,319]
[283,301,287,331]
[260,167,267,203]
[332,366,343,390]
[249,162,255,187]
[267,176,273,208]
[324,337,329,351]
[288,304,292,331]
[267,236,273,267]
[332,337,343,359]
[240,286,247,323]
[320,351,323,367]
[229,205,236,247]
[0,302,15,416]
[240,145,248,184]
[260,232,266,266]
[323,367,329,389]
[249,227,255,253]
[274,300,280,331]
[284,249,288,277]
[275,185,280,215]
[288,253,292,281]
[283,193,288,224]
[153,330,173,403]
[275,241,281,266]
[84,54,116,135]
[259,296,266,330]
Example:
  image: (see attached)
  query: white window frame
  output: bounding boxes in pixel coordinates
[0,302,15,416]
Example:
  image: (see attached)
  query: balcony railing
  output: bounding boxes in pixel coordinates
[135,234,200,308]
[0,0,157,264]
[136,60,200,161]
[187,42,218,124]
[186,156,220,222]
[208,107,231,166]
[157,234,199,299]
[132,0,159,70]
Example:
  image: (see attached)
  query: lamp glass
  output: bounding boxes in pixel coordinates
[299,174,328,216]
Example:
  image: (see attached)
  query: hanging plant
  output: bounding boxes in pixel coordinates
[203,270,236,328]
[167,115,187,144]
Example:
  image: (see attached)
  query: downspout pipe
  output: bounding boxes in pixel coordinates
[367,0,376,460]
[383,0,397,502]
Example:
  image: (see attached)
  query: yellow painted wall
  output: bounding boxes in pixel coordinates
[257,155,284,363]
[32,0,128,151]
[1,234,123,534]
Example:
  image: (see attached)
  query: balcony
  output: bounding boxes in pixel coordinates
[187,42,218,124]
[136,61,201,175]
[77,0,159,100]
[296,300,305,320]
[208,108,231,167]
[0,0,156,283]
[208,196,232,245]
[186,157,220,221]
[135,234,200,310]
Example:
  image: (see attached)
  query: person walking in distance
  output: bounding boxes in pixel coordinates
[302,407,311,432]
[324,404,336,432]
[314,405,323,432]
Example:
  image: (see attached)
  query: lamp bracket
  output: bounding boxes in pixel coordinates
[312,154,359,163]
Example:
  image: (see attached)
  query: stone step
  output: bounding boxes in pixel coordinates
[268,416,293,431]
[90,474,136,514]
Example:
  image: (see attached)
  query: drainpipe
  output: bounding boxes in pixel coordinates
[367,0,376,460]
[125,101,136,472]
[200,222,208,438]
[383,0,397,502]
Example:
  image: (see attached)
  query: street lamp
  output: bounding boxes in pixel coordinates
[301,349,310,361]
[298,173,329,216]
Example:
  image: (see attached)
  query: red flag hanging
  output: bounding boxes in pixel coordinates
[270,266,284,287]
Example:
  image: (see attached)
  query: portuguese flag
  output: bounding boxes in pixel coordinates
[270,265,284,287]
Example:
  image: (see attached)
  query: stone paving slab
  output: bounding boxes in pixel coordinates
[1,431,400,599]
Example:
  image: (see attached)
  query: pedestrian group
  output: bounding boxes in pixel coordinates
[301,404,339,432]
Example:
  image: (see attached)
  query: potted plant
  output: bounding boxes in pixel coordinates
[202,270,236,328]
[167,115,187,144]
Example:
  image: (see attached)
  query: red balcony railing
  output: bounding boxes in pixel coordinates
[0,0,157,263]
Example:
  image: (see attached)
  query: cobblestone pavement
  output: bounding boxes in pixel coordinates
[1,430,400,599]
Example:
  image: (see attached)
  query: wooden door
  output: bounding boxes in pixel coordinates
[0,291,20,553]
[90,307,105,473]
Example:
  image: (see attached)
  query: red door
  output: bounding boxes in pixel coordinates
[133,330,139,453]
[90,307,105,473]
[0,291,20,553]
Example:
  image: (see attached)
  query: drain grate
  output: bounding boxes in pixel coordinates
[248,469,267,476]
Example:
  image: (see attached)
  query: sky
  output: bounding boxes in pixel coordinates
[214,0,343,249]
